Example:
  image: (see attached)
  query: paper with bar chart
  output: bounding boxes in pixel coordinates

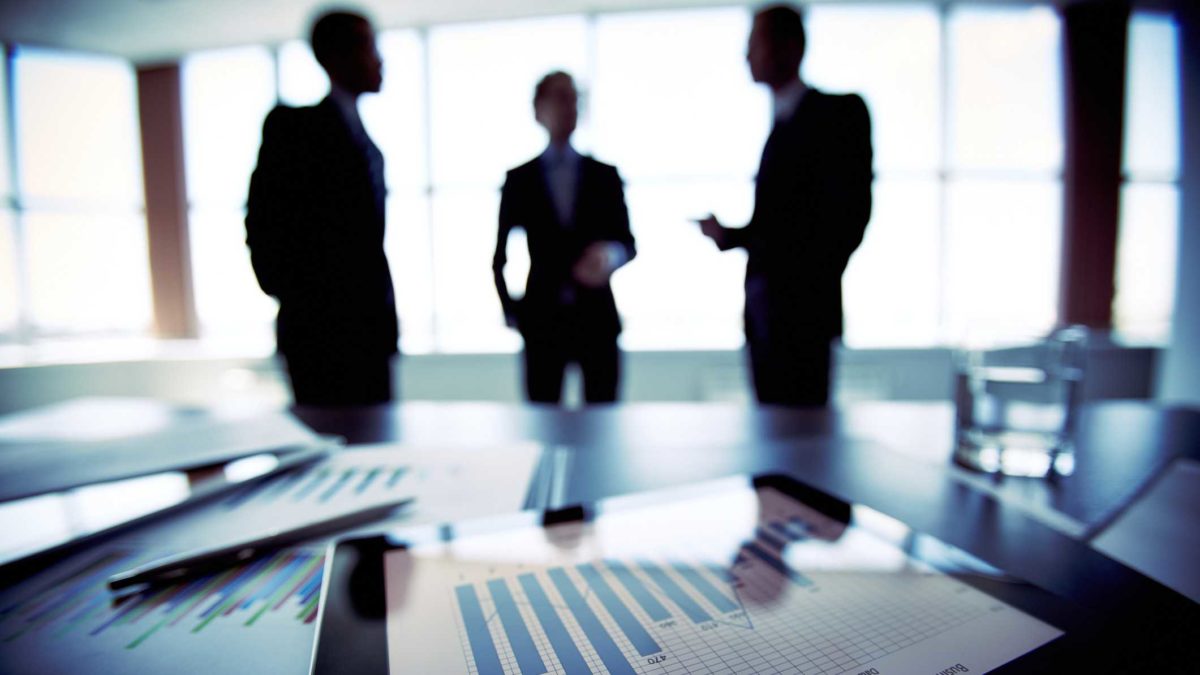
[0,443,541,675]
[384,483,1063,674]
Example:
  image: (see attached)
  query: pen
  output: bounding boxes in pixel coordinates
[106,496,415,592]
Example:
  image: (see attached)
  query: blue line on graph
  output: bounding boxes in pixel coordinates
[486,579,547,675]
[518,573,590,675]
[576,563,661,656]
[671,563,738,614]
[604,560,671,622]
[454,585,505,675]
[638,561,712,624]
[744,543,813,587]
[547,568,636,675]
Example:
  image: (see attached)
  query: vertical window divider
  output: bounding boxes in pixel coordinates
[936,2,952,345]
[3,45,32,345]
[417,25,440,354]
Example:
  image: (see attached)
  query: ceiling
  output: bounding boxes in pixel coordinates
[0,0,1172,65]
[0,0,755,64]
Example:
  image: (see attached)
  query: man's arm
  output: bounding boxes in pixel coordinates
[832,94,873,267]
[697,215,751,251]
[494,173,520,327]
[825,92,873,270]
[245,107,300,300]
[574,165,636,288]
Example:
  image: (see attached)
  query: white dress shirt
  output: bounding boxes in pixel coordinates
[772,78,809,125]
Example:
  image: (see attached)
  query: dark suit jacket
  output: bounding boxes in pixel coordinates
[721,89,873,342]
[494,155,636,339]
[245,97,398,358]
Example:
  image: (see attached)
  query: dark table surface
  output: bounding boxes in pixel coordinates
[293,400,1200,536]
[293,399,1200,669]
[2,397,1196,671]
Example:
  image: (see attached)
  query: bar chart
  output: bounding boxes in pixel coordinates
[383,487,1062,675]
[447,518,816,675]
[0,547,324,650]
[223,463,409,509]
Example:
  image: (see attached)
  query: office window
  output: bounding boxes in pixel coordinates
[362,30,428,192]
[0,211,18,334]
[805,5,941,346]
[944,6,1062,342]
[366,31,434,354]
[1114,12,1180,341]
[804,5,941,173]
[0,44,10,203]
[278,40,326,107]
[0,49,15,335]
[182,47,277,340]
[171,4,1075,354]
[24,212,151,333]
[591,8,764,350]
[611,181,752,350]
[428,16,589,189]
[592,8,766,181]
[430,188,517,352]
[427,16,589,351]
[842,179,941,345]
[944,179,1061,341]
[947,6,1063,173]
[13,48,151,335]
[387,191,436,354]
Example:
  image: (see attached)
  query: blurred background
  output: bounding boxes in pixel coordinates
[0,0,1193,411]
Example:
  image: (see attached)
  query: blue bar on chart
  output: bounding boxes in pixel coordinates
[603,560,671,623]
[260,468,309,501]
[744,542,813,587]
[454,585,505,675]
[518,573,590,675]
[547,568,636,675]
[319,469,357,502]
[355,468,382,494]
[706,562,736,582]
[638,561,712,624]
[485,579,546,675]
[293,468,331,501]
[576,564,661,656]
[671,563,738,614]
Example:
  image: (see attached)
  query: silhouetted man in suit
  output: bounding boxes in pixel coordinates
[246,10,398,405]
[698,4,872,406]
[494,71,637,404]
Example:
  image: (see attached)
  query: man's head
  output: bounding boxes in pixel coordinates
[748,4,806,90]
[310,9,383,95]
[533,71,578,145]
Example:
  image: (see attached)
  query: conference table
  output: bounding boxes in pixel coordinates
[1,397,1197,672]
[294,399,1200,670]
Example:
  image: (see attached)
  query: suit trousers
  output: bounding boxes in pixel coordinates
[746,332,833,407]
[284,352,395,406]
[522,331,620,404]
